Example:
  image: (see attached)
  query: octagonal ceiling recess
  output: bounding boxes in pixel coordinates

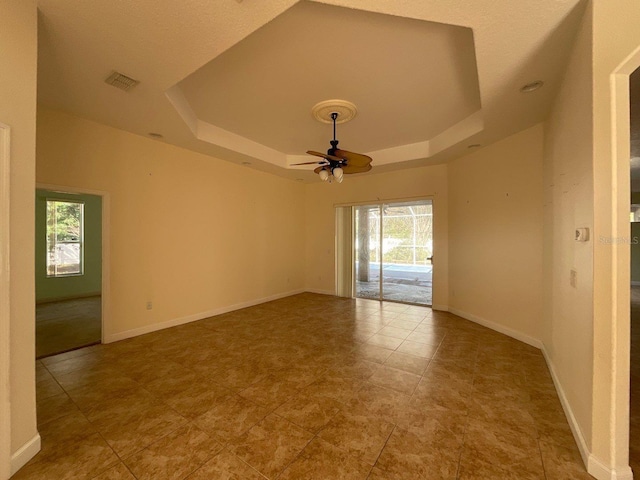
[36,0,586,180]
[169,1,482,171]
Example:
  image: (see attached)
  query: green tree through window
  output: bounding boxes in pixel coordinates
[46,200,84,276]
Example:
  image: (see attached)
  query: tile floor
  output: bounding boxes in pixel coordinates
[21,293,593,479]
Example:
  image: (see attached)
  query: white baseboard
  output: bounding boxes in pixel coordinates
[11,433,41,475]
[304,289,336,296]
[448,307,542,349]
[431,304,449,312]
[541,346,590,466]
[104,289,305,343]
[541,346,634,480]
[587,454,634,480]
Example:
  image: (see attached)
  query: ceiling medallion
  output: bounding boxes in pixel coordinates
[311,99,358,124]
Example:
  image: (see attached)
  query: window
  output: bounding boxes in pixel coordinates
[46,200,84,276]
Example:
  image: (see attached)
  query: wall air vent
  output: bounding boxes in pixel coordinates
[105,71,139,92]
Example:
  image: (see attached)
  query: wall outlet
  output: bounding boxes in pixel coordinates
[570,270,577,288]
[146,301,153,310]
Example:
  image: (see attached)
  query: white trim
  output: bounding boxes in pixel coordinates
[10,434,41,475]
[0,123,11,479]
[431,304,449,312]
[304,288,335,296]
[36,183,110,348]
[607,43,640,478]
[631,281,640,286]
[104,289,306,343]
[448,307,542,349]
[587,455,634,480]
[541,346,590,466]
[542,345,634,480]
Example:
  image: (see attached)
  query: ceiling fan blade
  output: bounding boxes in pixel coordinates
[341,164,372,174]
[333,149,372,167]
[307,150,343,162]
[291,160,326,166]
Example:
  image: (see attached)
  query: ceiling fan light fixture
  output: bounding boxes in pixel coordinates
[319,168,330,182]
[333,167,344,181]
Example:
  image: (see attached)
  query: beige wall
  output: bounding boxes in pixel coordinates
[542,1,594,453]
[591,0,640,471]
[304,165,449,308]
[0,0,39,471]
[449,124,544,344]
[36,108,306,340]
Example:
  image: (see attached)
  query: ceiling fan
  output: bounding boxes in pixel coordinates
[292,112,372,183]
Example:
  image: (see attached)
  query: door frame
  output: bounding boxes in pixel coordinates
[1,123,11,479]
[345,196,434,306]
[607,44,640,477]
[36,183,110,345]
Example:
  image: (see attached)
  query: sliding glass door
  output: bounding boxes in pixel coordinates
[354,205,380,301]
[354,200,432,306]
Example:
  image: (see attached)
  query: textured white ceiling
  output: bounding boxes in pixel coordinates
[178,2,480,155]
[36,0,586,181]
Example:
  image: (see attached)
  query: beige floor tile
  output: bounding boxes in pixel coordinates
[275,391,342,433]
[367,365,421,395]
[193,393,270,443]
[36,410,99,459]
[318,410,394,465]
[377,326,413,340]
[95,401,188,457]
[410,382,471,413]
[12,433,118,480]
[383,351,430,375]
[36,376,64,400]
[346,383,412,424]
[92,462,137,479]
[303,376,364,404]
[123,424,223,480]
[279,437,371,479]
[43,351,106,377]
[460,419,546,479]
[467,394,537,437]
[29,294,590,480]
[539,440,593,480]
[366,334,404,350]
[239,374,303,409]
[375,427,461,479]
[185,449,267,479]
[393,406,467,443]
[164,380,231,419]
[229,413,313,478]
[36,392,80,426]
[66,376,141,412]
[352,344,395,364]
[396,340,439,358]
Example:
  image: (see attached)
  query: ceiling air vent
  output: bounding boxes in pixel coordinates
[105,71,139,92]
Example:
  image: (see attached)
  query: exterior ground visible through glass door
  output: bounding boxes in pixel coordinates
[355,262,432,305]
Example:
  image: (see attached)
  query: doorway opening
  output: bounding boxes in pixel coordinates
[35,189,103,358]
[353,200,433,306]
